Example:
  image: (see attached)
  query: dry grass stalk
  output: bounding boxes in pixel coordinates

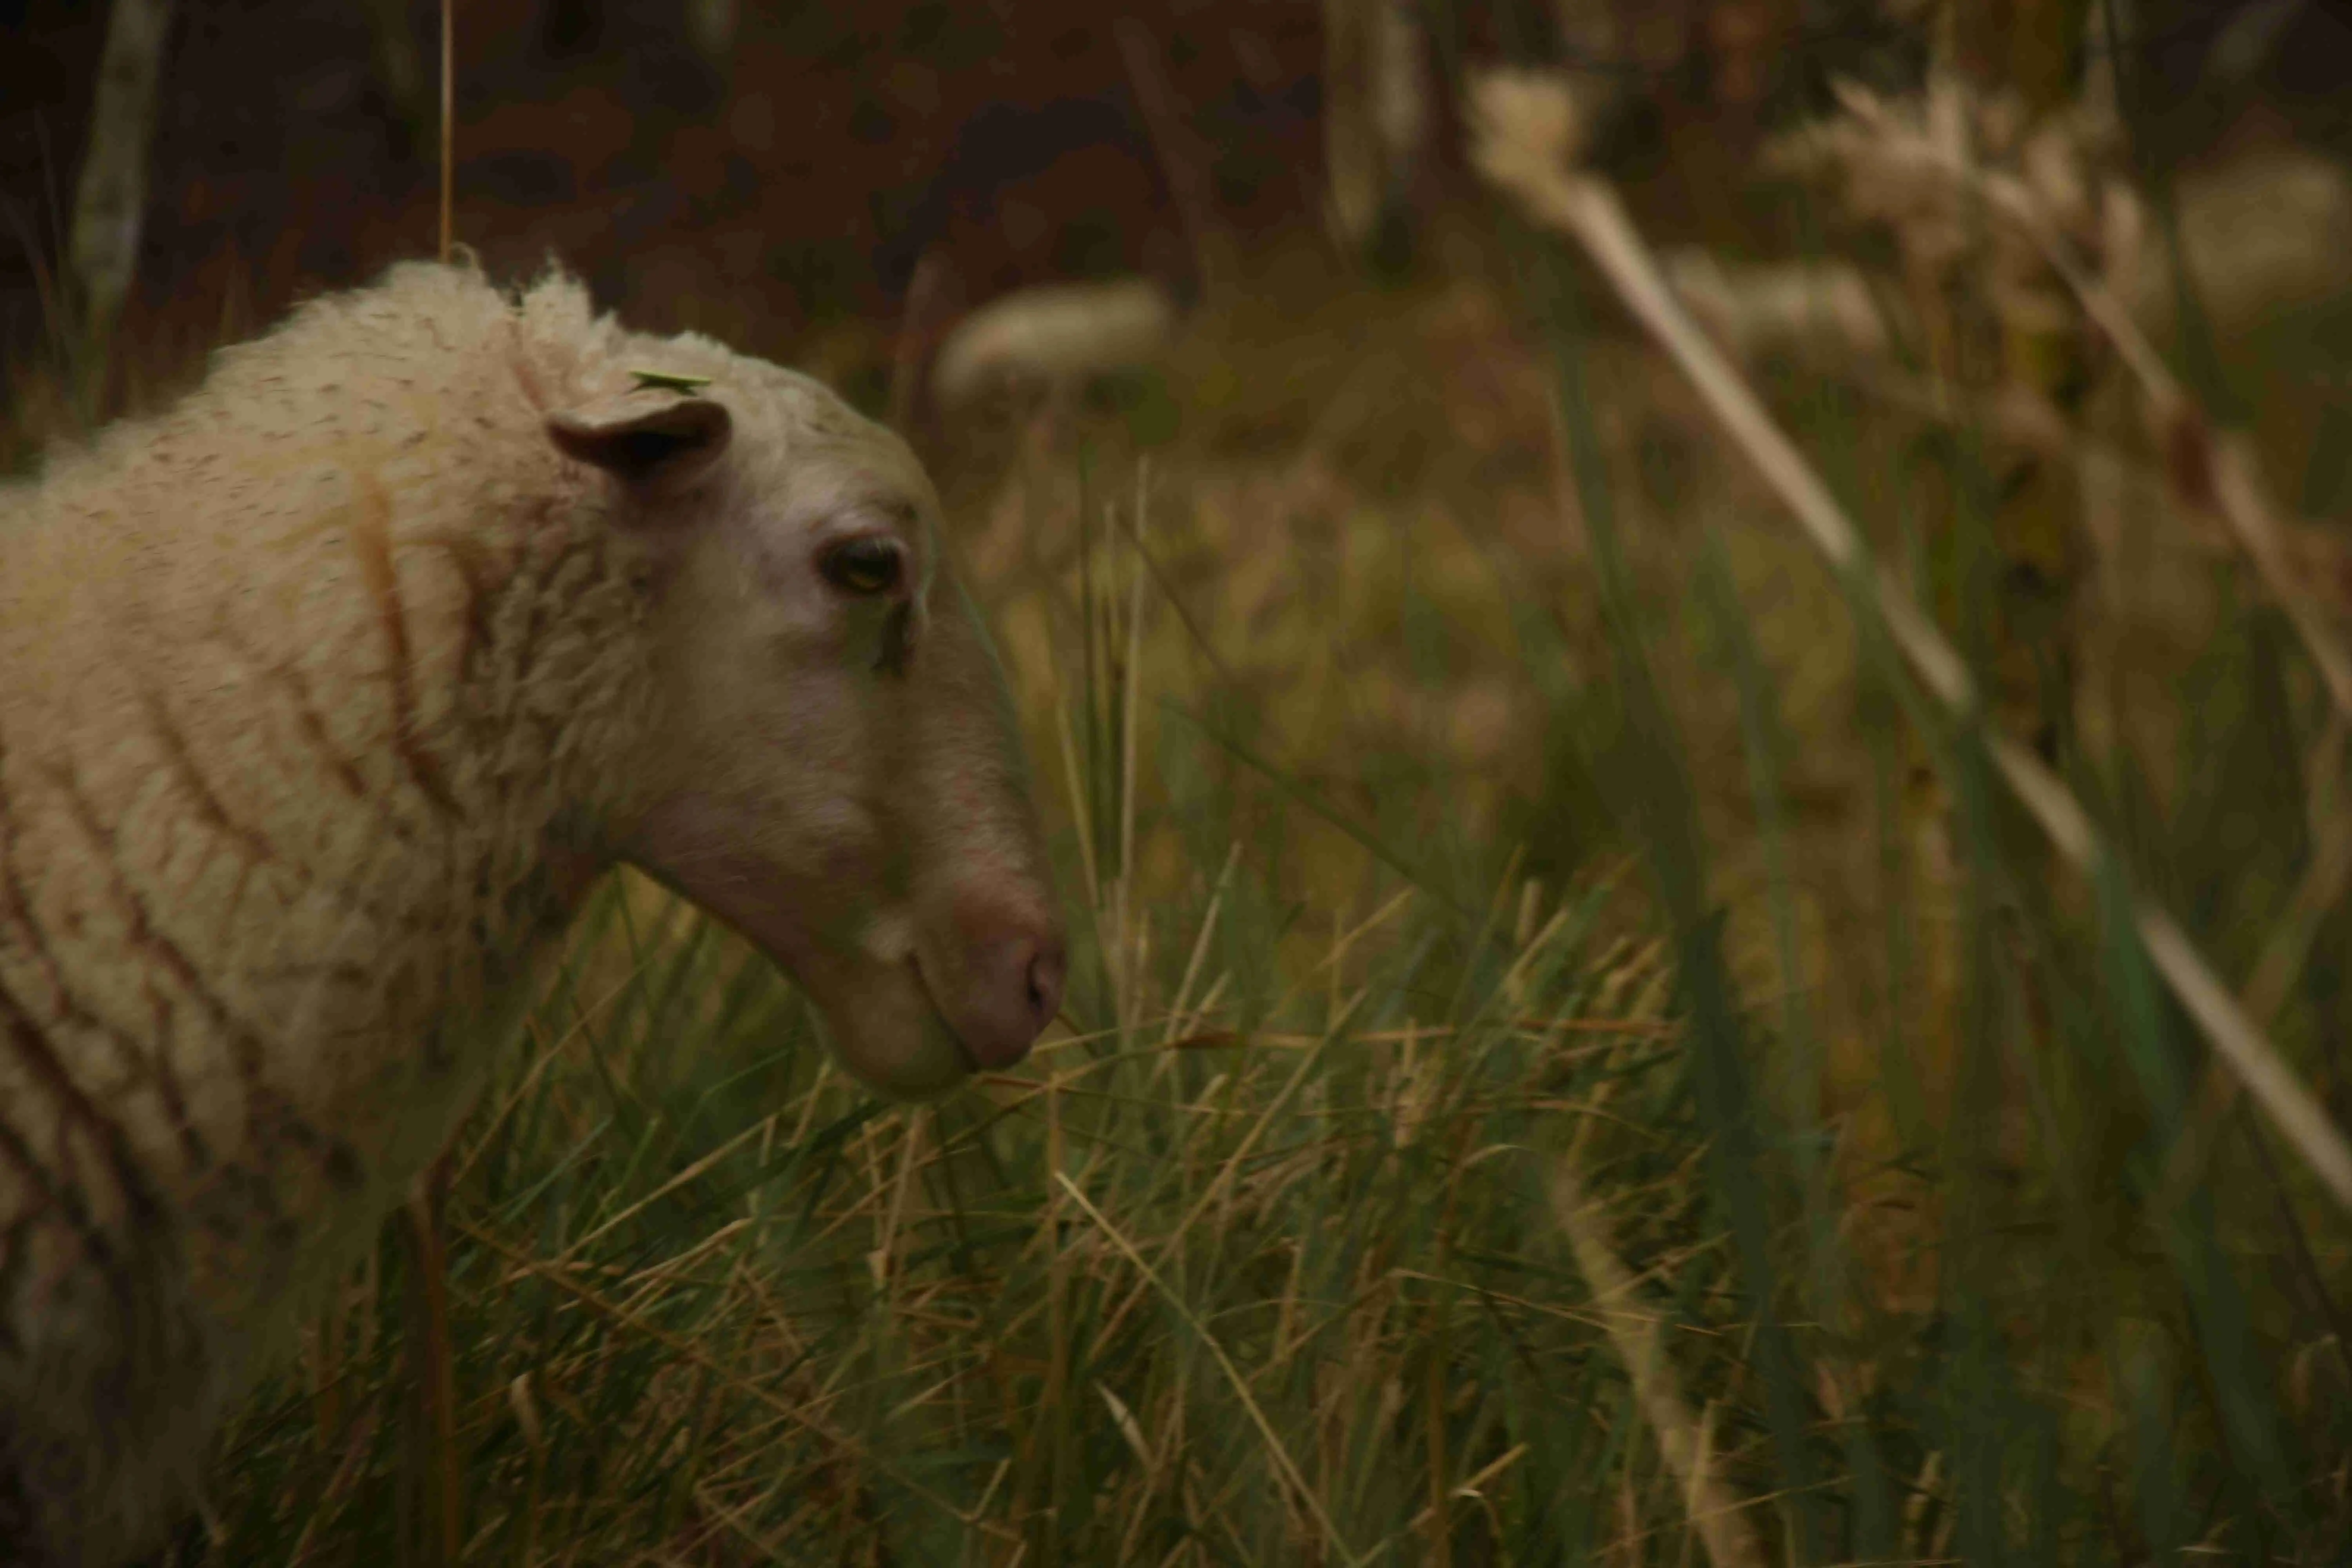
[1161,842,1241,1050]
[1116,473,1152,1036]
[1052,1171,1365,1566]
[454,1218,999,1537]
[1548,1091,1765,1568]
[1469,67,2352,1212]
[283,1398,384,1568]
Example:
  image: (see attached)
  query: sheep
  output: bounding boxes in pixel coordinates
[0,259,1067,1566]
[928,275,1182,413]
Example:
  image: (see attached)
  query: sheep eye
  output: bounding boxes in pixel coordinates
[819,537,902,595]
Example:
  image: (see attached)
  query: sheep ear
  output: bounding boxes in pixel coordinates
[546,393,732,486]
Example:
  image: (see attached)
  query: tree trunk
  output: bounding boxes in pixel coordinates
[361,0,427,135]
[687,0,738,65]
[68,0,176,383]
[1323,0,1428,263]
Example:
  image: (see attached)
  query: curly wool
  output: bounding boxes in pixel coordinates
[0,262,724,1565]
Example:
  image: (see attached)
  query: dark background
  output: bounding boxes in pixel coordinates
[3,1,2349,385]
[1,1,1328,369]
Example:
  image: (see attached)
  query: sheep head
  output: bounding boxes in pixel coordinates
[547,370,1065,1098]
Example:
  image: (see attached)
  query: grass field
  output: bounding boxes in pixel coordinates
[10,58,2352,1568]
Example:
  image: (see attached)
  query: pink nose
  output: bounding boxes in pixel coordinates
[942,898,1066,1071]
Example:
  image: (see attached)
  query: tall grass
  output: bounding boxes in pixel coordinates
[205,682,1751,1564]
[180,238,2350,1554]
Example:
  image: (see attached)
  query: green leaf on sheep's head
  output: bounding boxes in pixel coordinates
[629,368,715,394]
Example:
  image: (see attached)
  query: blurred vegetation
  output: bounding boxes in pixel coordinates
[7,0,2352,1563]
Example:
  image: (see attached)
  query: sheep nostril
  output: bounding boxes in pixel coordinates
[937,891,1070,1067]
[1025,940,1067,1034]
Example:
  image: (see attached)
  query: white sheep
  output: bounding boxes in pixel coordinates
[0,260,1066,1566]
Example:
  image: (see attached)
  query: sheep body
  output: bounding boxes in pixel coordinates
[0,263,968,1564]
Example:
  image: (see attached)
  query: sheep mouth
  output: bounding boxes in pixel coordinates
[907,953,987,1077]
